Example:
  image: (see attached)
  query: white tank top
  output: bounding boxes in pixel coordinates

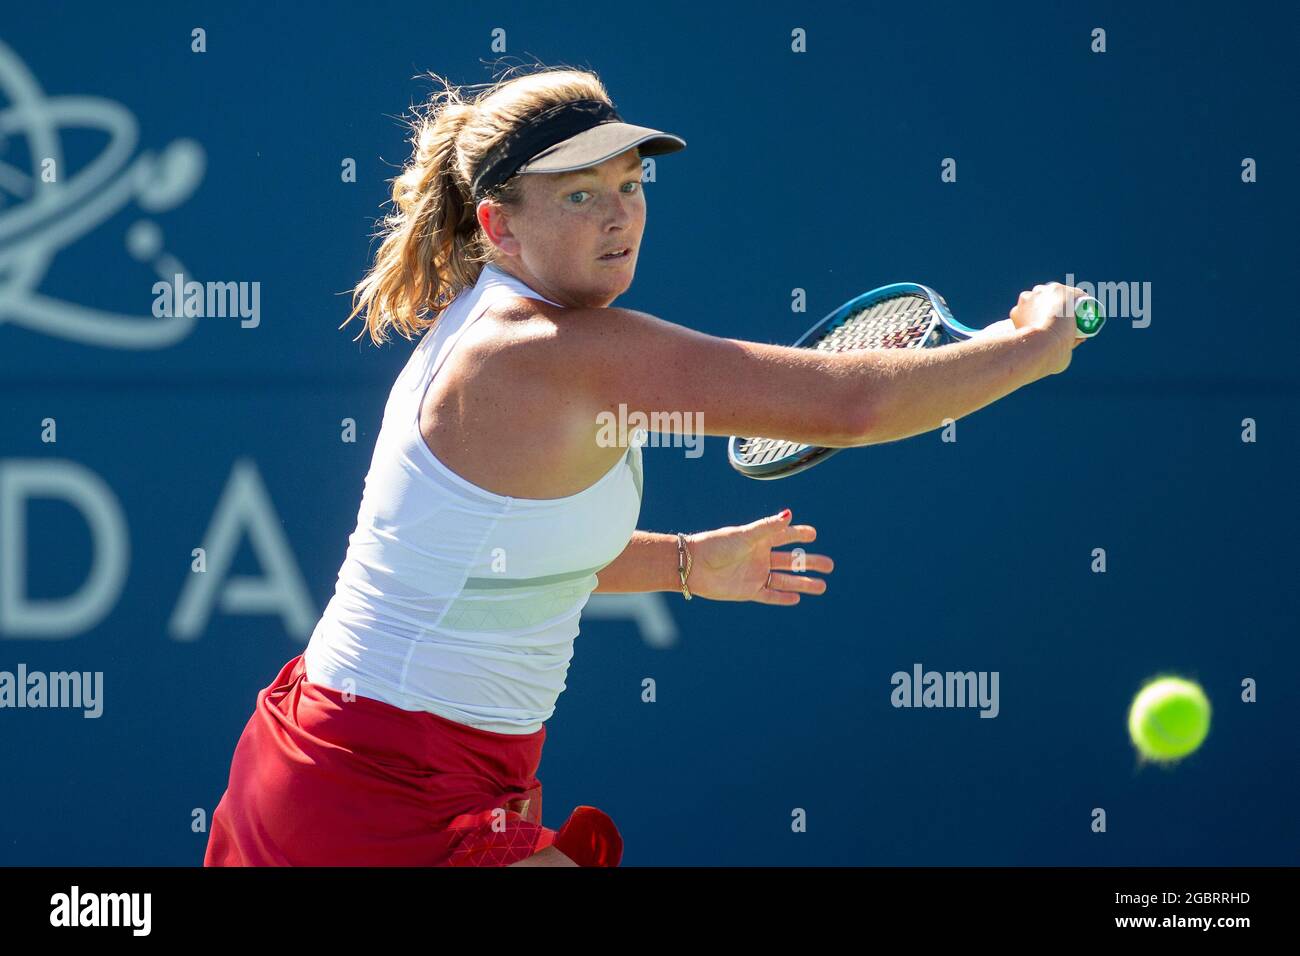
[303,262,644,734]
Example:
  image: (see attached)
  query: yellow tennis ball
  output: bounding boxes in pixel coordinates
[1127,677,1211,763]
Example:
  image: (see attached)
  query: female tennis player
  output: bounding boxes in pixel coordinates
[204,66,1088,867]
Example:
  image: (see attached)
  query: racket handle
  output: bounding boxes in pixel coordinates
[974,296,1105,341]
[1073,296,1105,338]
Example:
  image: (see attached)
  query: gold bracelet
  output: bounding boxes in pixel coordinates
[675,532,693,600]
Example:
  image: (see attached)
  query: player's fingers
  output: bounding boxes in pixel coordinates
[770,550,834,574]
[770,523,816,546]
[766,571,827,595]
[752,588,801,606]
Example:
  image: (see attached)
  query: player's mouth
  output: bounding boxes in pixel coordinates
[597,247,631,262]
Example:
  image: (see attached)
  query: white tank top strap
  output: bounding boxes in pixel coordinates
[409,262,558,392]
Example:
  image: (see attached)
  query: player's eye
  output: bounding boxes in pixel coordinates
[622,180,641,193]
[567,191,590,204]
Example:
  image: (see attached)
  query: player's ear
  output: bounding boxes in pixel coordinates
[478,201,521,255]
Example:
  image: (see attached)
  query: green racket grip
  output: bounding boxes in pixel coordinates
[1073,296,1105,338]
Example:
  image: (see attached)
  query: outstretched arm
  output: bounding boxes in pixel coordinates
[533,287,1076,452]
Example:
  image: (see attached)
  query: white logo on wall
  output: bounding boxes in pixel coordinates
[0,38,206,349]
[584,594,679,649]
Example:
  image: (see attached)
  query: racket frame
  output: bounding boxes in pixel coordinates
[726,282,978,480]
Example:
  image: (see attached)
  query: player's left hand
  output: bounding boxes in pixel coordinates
[683,510,833,605]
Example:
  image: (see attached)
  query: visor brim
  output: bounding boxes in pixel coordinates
[516,122,686,176]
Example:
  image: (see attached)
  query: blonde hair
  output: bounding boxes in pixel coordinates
[342,65,614,346]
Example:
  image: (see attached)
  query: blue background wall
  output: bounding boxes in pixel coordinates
[1,1,1296,865]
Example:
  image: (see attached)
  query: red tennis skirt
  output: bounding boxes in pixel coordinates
[203,654,621,867]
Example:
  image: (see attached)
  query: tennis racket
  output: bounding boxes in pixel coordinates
[727,282,1104,480]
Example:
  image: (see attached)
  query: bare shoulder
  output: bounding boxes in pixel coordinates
[458,296,564,353]
[470,296,625,355]
[460,298,640,393]
[427,296,573,413]
[477,300,668,388]
[417,297,623,498]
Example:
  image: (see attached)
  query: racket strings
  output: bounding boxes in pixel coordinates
[734,294,938,465]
